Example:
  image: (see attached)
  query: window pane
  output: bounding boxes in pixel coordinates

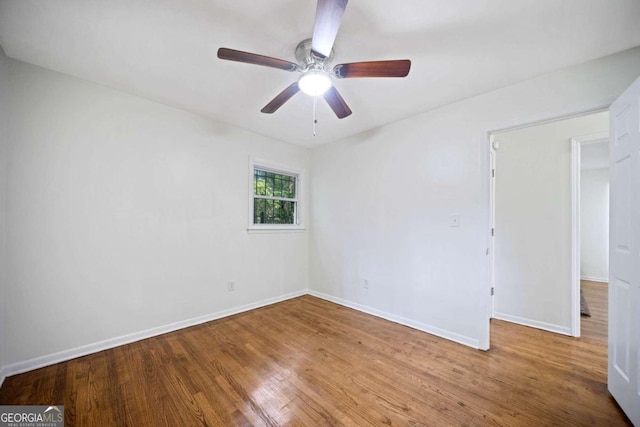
[252,167,298,225]
[253,198,295,224]
[267,175,275,197]
[254,173,266,196]
[276,200,295,224]
[280,200,295,223]
[287,176,297,198]
[254,198,264,223]
[254,169,297,199]
[274,176,282,197]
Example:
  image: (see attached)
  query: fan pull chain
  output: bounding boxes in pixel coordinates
[312,96,317,136]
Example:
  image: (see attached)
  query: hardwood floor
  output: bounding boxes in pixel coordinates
[0,290,631,426]
[581,279,608,344]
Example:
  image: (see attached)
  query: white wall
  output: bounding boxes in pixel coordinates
[310,47,640,349]
[581,167,609,281]
[2,60,310,371]
[582,141,610,170]
[493,113,608,334]
[0,46,8,377]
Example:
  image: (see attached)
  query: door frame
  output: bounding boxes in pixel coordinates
[485,107,609,345]
[489,137,496,318]
[570,131,609,337]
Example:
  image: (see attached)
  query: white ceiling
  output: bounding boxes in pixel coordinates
[1,0,639,148]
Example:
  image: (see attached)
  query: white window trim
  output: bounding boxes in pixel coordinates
[248,157,306,232]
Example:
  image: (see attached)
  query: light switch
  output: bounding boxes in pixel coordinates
[450,214,460,227]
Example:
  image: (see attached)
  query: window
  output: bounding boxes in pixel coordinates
[249,159,303,230]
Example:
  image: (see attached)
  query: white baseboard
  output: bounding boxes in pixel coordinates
[580,276,608,283]
[0,366,9,389]
[0,290,307,387]
[493,312,572,336]
[308,290,480,349]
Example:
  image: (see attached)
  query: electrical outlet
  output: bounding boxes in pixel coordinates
[227,280,235,292]
[363,279,369,289]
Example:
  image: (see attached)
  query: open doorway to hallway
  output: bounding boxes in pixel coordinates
[489,110,609,338]
[577,136,609,340]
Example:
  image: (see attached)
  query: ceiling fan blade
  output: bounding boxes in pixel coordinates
[333,60,411,78]
[217,48,298,72]
[261,83,301,114]
[311,0,348,58]
[323,86,352,119]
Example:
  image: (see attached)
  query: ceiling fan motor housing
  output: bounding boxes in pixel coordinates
[295,38,334,71]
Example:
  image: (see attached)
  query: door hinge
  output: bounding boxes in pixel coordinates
[492,169,495,178]
[491,228,495,237]
[491,287,495,296]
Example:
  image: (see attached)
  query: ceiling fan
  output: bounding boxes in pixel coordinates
[217,0,411,119]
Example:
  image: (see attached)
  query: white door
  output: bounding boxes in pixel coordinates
[608,75,640,425]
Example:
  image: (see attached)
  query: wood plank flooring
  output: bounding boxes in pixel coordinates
[0,284,631,426]
[580,279,608,344]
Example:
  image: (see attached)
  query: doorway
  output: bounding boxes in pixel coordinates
[572,133,610,338]
[489,111,609,337]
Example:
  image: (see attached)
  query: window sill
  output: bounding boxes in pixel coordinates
[247,226,307,234]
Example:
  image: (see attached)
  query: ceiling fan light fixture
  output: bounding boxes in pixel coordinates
[298,70,332,96]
